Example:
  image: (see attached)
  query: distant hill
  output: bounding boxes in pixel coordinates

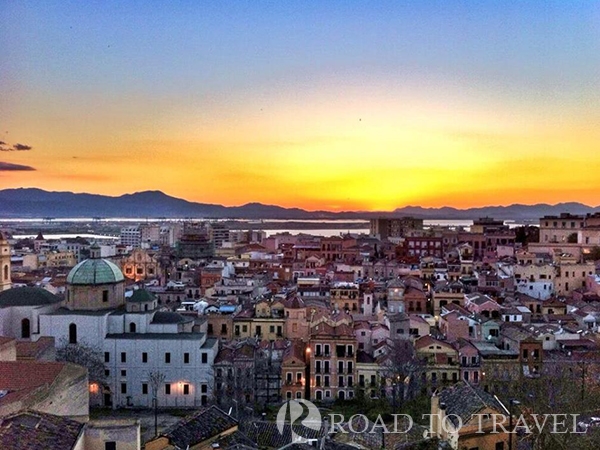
[0,188,598,220]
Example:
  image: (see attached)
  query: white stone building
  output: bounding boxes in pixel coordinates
[38,247,217,409]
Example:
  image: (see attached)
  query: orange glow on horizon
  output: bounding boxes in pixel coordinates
[3,78,600,211]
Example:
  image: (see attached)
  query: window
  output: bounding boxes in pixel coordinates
[183,384,190,395]
[201,384,207,393]
[165,353,171,364]
[165,384,171,395]
[201,353,208,364]
[102,290,109,303]
[69,323,77,344]
[121,352,126,363]
[105,352,110,363]
[142,352,148,363]
[184,353,190,364]
[105,443,116,450]
[121,370,126,377]
[495,443,504,450]
[121,383,127,394]
[142,383,148,395]
[129,322,136,333]
[21,319,30,339]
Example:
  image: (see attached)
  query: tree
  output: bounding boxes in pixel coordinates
[379,340,423,405]
[486,358,600,450]
[149,371,166,437]
[515,226,540,246]
[584,246,600,261]
[56,338,106,383]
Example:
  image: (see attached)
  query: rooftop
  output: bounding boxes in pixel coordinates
[0,287,62,308]
[437,381,506,427]
[0,411,84,450]
[158,406,237,449]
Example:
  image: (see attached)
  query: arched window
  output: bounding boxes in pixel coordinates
[21,318,31,339]
[129,322,136,333]
[2,264,7,281]
[69,323,77,344]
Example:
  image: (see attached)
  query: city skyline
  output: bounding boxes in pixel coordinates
[1,1,599,211]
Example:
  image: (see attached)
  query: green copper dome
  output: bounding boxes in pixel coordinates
[67,258,124,285]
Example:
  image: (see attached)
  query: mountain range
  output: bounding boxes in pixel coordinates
[1,188,599,220]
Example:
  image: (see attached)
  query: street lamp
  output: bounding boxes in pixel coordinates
[508,399,521,450]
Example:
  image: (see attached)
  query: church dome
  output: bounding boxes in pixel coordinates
[67,259,124,285]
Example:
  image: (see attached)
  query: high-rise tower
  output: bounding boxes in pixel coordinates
[0,231,11,292]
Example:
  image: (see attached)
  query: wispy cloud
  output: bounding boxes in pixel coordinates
[0,143,34,151]
[0,162,36,171]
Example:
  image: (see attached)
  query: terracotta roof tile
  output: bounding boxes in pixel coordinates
[0,410,84,450]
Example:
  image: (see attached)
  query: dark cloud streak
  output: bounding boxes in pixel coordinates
[0,162,36,171]
[0,143,33,151]
[13,143,33,151]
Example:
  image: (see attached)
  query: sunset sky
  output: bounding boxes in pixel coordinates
[1,1,599,211]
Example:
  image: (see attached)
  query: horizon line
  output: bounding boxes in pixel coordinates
[2,186,600,213]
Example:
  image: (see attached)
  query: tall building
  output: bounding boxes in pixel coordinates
[208,222,230,249]
[0,231,11,292]
[370,217,423,240]
[307,310,357,402]
[176,234,214,259]
[120,226,142,248]
[539,213,584,243]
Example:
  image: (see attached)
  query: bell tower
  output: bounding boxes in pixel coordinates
[0,232,11,292]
